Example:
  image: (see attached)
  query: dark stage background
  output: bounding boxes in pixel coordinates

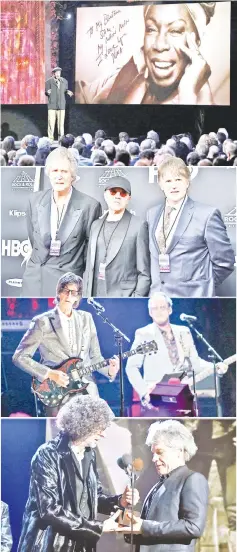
[1,418,236,552]
[1,298,236,417]
[1,1,237,141]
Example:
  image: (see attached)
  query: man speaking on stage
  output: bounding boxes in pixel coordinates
[120,419,209,552]
[45,67,73,141]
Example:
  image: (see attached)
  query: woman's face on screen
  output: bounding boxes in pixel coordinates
[144,4,198,91]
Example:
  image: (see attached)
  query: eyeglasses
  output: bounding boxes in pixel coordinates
[63,288,80,297]
[109,188,129,198]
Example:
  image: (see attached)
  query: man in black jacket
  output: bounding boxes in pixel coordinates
[120,419,209,552]
[45,67,73,141]
[17,394,139,552]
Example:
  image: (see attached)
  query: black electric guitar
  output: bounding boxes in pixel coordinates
[32,340,158,407]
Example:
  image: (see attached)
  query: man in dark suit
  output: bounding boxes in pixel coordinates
[120,419,209,552]
[17,394,139,552]
[147,157,235,297]
[45,67,73,141]
[22,147,101,297]
[83,176,150,297]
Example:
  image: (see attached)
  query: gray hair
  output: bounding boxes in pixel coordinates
[146,420,198,462]
[55,272,83,308]
[45,146,77,181]
[148,292,173,313]
[56,395,115,441]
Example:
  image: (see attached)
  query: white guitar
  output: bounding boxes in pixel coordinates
[187,354,237,388]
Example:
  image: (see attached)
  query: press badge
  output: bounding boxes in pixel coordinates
[159,253,171,273]
[49,239,61,256]
[98,262,106,280]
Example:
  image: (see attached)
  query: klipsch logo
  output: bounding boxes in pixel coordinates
[6,279,22,288]
[9,210,26,217]
[11,171,34,190]
[224,207,236,227]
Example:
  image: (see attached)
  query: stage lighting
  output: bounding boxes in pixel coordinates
[66,13,72,20]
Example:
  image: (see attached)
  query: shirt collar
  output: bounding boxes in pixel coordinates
[69,441,85,460]
[166,195,188,211]
[51,187,73,205]
[57,305,74,321]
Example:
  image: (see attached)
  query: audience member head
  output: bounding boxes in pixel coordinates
[153,152,174,167]
[135,158,151,167]
[198,159,212,166]
[180,135,193,150]
[95,129,106,140]
[75,135,86,145]
[217,128,228,140]
[217,131,227,145]
[7,150,17,165]
[207,145,219,160]
[0,149,8,164]
[65,134,75,147]
[139,149,155,165]
[82,133,93,145]
[174,141,190,162]
[186,151,200,166]
[18,155,35,166]
[24,134,38,155]
[115,150,130,166]
[224,140,237,160]
[104,144,116,163]
[147,130,159,147]
[127,142,140,157]
[59,135,72,148]
[94,137,104,149]
[92,150,108,166]
[0,154,6,166]
[198,134,211,148]
[117,140,128,151]
[73,140,87,157]
[195,143,209,159]
[213,156,228,166]
[119,131,129,143]
[140,138,156,151]
[37,137,51,151]
[101,139,114,149]
[2,136,15,153]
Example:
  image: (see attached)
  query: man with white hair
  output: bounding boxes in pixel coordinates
[126,292,228,412]
[121,419,209,552]
[17,394,139,552]
[21,146,101,297]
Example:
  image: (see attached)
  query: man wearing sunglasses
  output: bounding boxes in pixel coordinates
[13,272,119,416]
[83,175,150,297]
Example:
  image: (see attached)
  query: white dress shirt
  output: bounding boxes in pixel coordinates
[50,187,72,240]
[69,442,85,476]
[155,195,188,250]
[58,307,78,355]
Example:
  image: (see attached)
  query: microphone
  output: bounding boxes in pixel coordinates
[180,313,197,322]
[117,454,143,478]
[87,297,105,312]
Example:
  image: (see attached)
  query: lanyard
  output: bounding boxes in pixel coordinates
[102,217,121,262]
[162,196,186,248]
[56,204,66,234]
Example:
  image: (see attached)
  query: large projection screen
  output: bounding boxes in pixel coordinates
[75,2,230,105]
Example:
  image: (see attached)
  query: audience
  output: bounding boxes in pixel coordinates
[1,127,236,168]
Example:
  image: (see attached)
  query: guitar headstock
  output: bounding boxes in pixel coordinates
[135,340,158,355]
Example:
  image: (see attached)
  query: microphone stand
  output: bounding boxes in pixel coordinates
[88,304,130,417]
[185,320,223,417]
[129,467,136,552]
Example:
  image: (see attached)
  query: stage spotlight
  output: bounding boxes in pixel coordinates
[66,13,72,20]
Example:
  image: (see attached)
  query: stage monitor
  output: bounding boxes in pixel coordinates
[75,2,231,106]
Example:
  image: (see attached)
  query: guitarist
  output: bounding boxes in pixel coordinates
[126,292,228,415]
[13,272,119,416]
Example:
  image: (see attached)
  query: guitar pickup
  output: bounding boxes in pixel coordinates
[71,369,80,381]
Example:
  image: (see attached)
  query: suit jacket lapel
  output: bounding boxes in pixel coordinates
[38,191,51,242]
[56,187,83,246]
[57,435,77,513]
[74,310,82,358]
[151,204,164,256]
[106,209,132,266]
[166,197,194,254]
[90,217,106,269]
[48,307,71,357]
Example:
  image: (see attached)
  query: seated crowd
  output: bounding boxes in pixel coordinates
[1,127,237,168]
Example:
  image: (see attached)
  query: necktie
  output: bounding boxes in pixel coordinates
[157,205,175,253]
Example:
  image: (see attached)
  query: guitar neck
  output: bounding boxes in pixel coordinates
[84,349,139,377]
[188,354,236,385]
